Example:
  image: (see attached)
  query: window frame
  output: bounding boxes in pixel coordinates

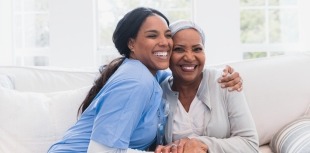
[240,0,300,59]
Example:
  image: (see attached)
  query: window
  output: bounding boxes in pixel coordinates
[96,0,193,66]
[240,0,299,59]
[13,0,49,66]
[9,0,192,68]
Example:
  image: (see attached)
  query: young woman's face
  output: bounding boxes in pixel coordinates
[129,15,173,75]
[169,28,205,82]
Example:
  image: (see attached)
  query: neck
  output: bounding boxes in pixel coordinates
[128,57,157,76]
[171,73,203,112]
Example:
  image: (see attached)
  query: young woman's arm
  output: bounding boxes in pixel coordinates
[218,65,243,91]
[157,65,243,91]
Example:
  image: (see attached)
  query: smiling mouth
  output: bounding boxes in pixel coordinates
[180,65,197,71]
[154,51,168,59]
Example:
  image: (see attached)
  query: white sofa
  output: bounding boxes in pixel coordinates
[1,53,310,153]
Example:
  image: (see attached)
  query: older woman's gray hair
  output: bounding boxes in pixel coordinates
[169,20,206,45]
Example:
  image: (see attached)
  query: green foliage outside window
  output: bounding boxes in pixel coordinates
[240,10,265,43]
[240,0,298,60]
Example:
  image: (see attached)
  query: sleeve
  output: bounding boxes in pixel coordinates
[90,78,153,149]
[193,91,259,153]
[87,140,153,153]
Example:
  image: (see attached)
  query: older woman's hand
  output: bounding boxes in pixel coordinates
[154,138,208,153]
[182,138,208,153]
[218,65,243,92]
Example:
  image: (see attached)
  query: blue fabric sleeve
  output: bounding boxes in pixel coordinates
[90,78,153,149]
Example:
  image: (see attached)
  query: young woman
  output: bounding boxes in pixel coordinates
[48,8,242,153]
[156,20,259,153]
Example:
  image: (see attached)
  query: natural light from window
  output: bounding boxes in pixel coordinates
[240,0,302,59]
[0,0,308,68]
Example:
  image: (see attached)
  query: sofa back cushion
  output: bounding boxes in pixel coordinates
[0,66,98,92]
[221,54,310,145]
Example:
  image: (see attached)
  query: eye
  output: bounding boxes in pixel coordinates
[147,34,157,38]
[173,47,184,52]
[193,47,203,52]
[165,33,172,39]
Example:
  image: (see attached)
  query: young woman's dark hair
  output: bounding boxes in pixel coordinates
[78,7,170,114]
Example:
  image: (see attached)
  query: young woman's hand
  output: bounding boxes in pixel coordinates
[218,65,243,92]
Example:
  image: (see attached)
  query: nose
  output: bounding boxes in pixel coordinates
[158,35,170,47]
[184,51,195,62]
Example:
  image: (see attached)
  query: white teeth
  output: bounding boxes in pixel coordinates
[154,52,168,56]
[182,66,195,70]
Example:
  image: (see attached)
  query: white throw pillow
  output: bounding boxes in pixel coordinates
[269,117,310,153]
[0,86,91,153]
[0,74,14,89]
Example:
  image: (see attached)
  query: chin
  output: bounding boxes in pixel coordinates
[157,64,169,70]
[179,75,198,81]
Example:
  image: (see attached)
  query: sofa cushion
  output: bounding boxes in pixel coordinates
[269,117,310,153]
[0,86,91,153]
[0,66,98,92]
[258,145,273,153]
[222,54,310,145]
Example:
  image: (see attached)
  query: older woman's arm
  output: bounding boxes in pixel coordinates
[190,91,259,153]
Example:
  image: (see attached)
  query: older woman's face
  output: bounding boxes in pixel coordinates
[129,15,173,75]
[169,28,205,82]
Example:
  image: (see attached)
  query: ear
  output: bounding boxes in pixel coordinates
[128,38,135,51]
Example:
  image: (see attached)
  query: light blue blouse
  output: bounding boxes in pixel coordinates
[48,58,166,152]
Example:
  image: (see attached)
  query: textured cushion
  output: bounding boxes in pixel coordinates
[269,117,310,153]
[0,86,90,153]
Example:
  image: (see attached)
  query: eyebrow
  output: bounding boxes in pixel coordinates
[173,43,184,46]
[174,44,202,47]
[144,29,171,33]
[192,44,203,47]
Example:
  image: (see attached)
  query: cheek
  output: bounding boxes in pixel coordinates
[200,54,206,67]
[168,39,173,47]
[170,53,179,62]
[169,57,175,66]
[169,56,177,67]
[135,44,149,55]
[169,54,182,68]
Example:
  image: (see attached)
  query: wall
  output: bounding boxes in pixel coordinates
[49,0,96,68]
[299,0,310,52]
[193,0,241,65]
[0,0,13,65]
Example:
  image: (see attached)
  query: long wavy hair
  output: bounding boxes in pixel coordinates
[77,7,170,115]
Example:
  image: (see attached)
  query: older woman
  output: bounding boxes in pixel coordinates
[157,20,259,153]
